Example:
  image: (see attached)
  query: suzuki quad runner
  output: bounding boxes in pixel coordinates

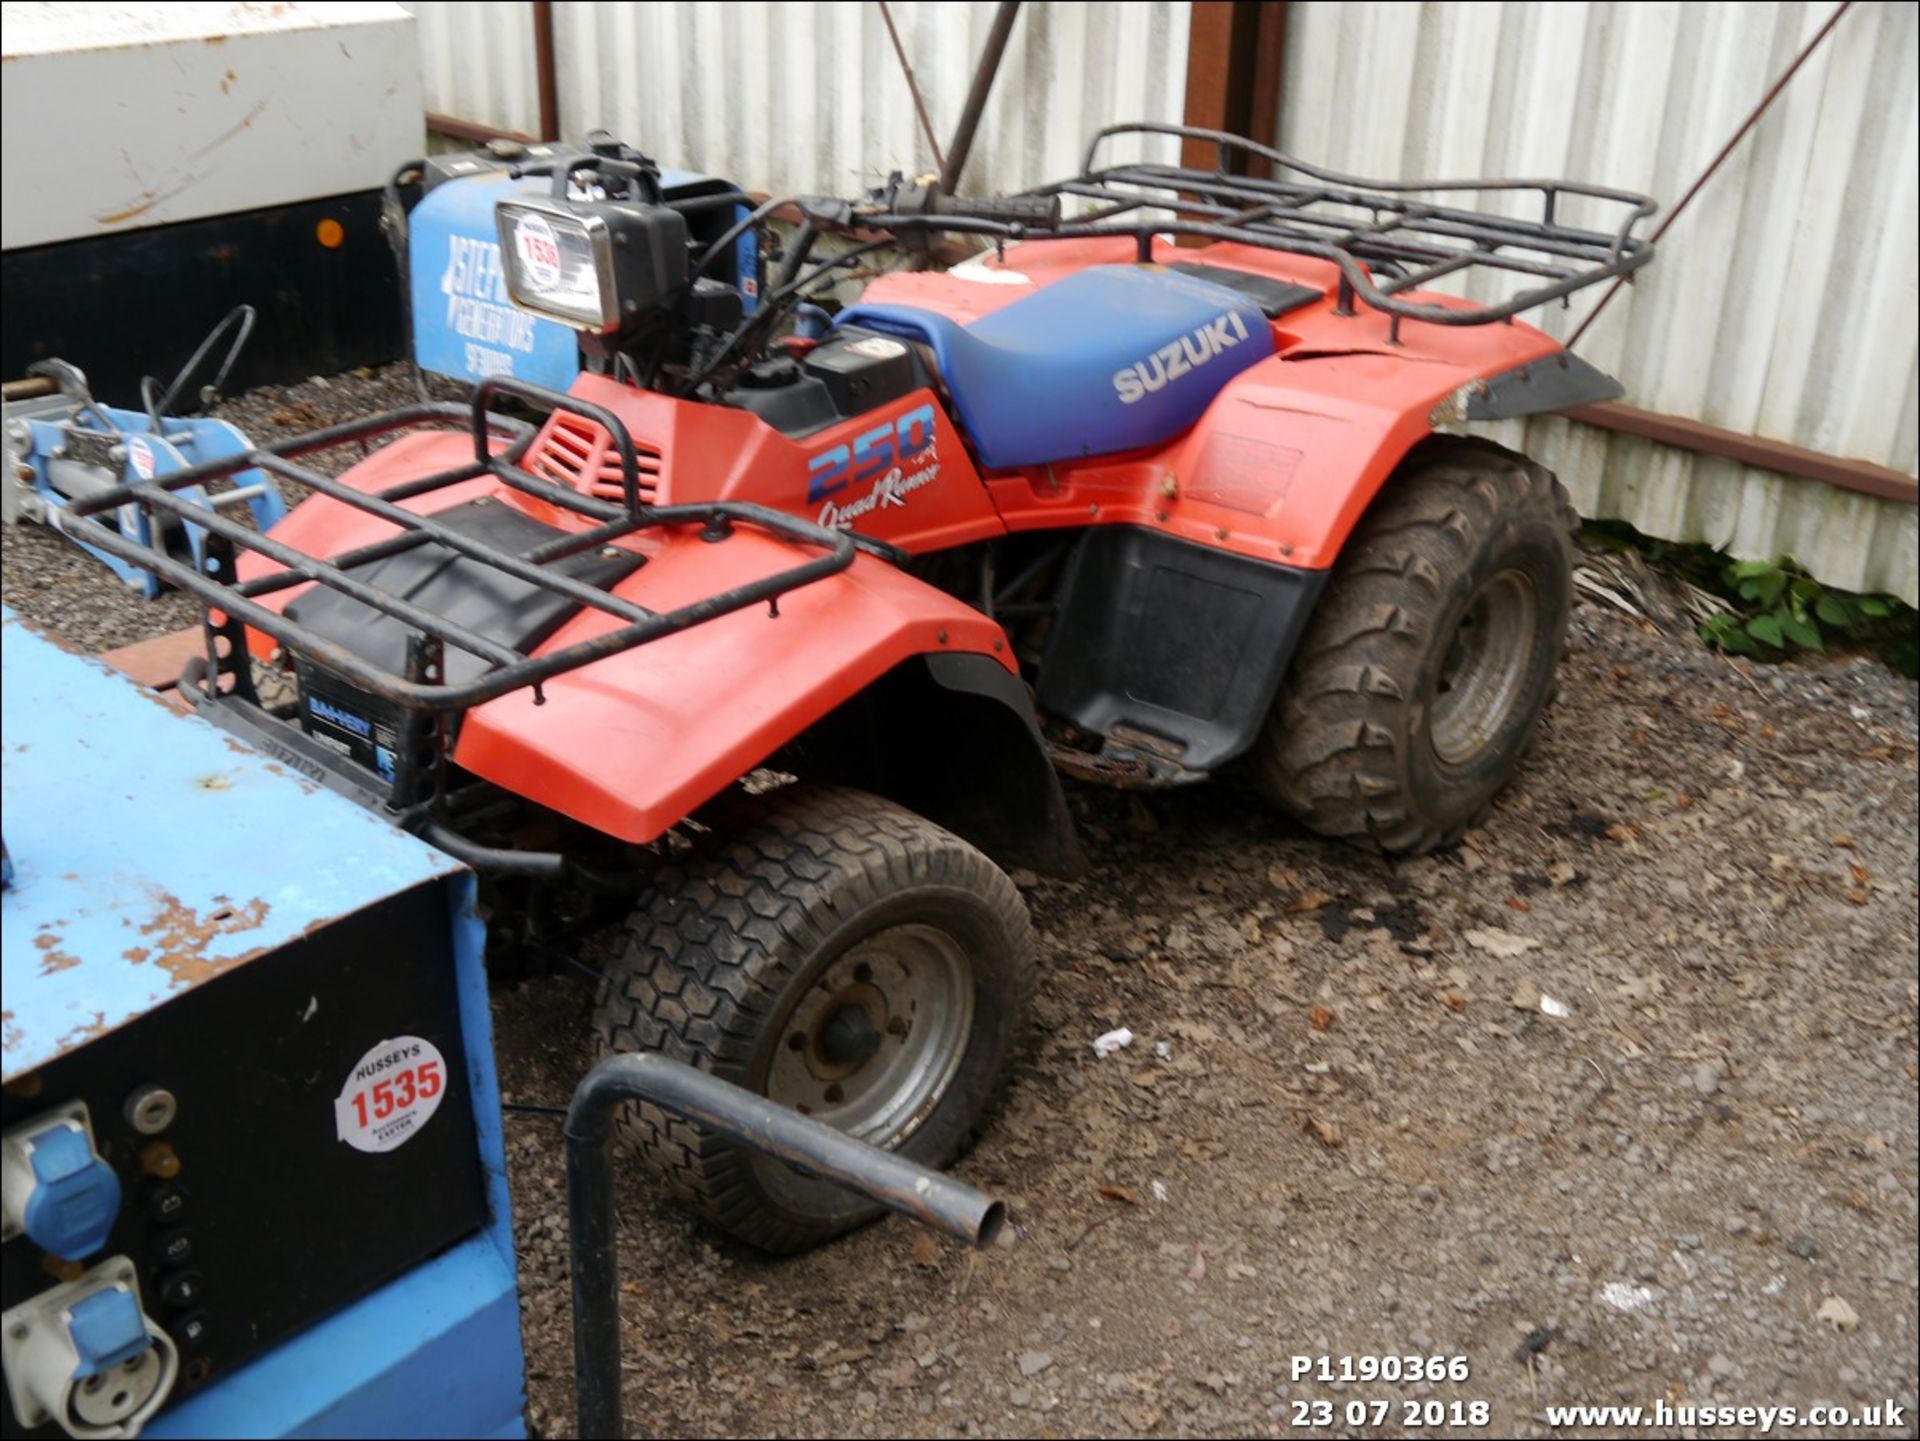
[64,125,1653,1251]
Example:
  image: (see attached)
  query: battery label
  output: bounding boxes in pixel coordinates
[302,687,402,784]
[334,1036,449,1154]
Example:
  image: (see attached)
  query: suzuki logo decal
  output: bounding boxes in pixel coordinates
[1112,311,1252,405]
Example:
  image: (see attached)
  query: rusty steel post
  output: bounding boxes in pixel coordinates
[1567,0,1855,349]
[879,1,948,175]
[940,1,1022,194]
[532,0,560,141]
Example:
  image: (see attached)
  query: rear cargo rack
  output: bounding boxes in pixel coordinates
[989,124,1656,333]
[53,377,857,720]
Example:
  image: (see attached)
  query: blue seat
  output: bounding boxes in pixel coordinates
[837,265,1274,471]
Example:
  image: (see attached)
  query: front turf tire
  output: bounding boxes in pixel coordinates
[1251,438,1575,854]
[593,783,1034,1254]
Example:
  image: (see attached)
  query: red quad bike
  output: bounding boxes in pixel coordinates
[68,125,1654,1251]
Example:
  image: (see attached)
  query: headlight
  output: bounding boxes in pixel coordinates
[497,200,620,333]
[495,196,691,336]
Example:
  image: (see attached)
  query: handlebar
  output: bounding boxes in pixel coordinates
[895,186,1062,228]
[793,184,1062,238]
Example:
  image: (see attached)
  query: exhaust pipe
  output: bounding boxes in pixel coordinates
[564,1053,1004,1438]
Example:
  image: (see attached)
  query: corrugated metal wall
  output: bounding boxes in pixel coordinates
[410,0,543,140]
[1279,0,1918,603]
[405,1,1191,194]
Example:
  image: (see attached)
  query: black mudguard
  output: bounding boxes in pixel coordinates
[1465,351,1624,420]
[779,653,1086,878]
[1036,526,1327,772]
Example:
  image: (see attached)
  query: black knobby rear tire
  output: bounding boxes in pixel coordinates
[593,783,1035,1253]
[1251,438,1575,854]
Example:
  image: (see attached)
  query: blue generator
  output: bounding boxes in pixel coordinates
[403,138,759,390]
[0,611,525,1439]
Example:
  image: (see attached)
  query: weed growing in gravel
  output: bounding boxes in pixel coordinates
[1584,522,1916,676]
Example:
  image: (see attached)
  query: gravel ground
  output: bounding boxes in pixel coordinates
[493,613,1917,1440]
[4,364,1914,1439]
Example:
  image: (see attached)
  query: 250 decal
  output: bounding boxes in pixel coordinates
[806,404,937,504]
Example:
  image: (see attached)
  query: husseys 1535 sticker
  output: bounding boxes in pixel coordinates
[334,1036,449,1154]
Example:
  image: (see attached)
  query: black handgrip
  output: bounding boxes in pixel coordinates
[930,192,1061,227]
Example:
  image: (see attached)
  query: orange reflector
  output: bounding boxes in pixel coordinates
[316,217,345,249]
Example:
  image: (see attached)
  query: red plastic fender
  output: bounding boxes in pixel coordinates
[915,237,1572,572]
[451,529,1015,844]
[233,430,1015,844]
[1161,312,1565,572]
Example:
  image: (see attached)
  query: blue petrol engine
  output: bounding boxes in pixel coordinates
[0,611,525,1439]
[405,141,759,389]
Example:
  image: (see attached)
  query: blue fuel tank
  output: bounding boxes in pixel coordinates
[408,145,758,390]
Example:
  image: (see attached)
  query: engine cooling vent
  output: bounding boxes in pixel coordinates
[526,412,663,505]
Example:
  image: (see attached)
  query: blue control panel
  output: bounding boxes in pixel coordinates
[2,610,526,1439]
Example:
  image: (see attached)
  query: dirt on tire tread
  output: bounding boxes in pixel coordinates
[1254,438,1577,854]
[592,782,1035,1254]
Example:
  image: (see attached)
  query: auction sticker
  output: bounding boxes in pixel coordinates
[127,435,156,480]
[334,1036,448,1153]
[512,211,563,289]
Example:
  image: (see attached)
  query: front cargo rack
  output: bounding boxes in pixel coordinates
[904,123,1656,333]
[54,377,857,720]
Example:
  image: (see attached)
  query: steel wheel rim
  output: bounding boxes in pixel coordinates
[1428,569,1539,766]
[765,922,974,1148]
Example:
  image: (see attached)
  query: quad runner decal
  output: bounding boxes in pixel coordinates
[334,1036,448,1153]
[808,402,942,529]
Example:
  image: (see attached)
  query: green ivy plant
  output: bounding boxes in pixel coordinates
[1696,557,1914,675]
